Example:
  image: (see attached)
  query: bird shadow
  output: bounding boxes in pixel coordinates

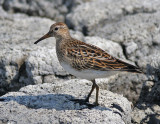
[0,93,113,112]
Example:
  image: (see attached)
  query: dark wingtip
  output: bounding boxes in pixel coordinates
[116,59,145,74]
[132,68,144,74]
[137,69,146,74]
[124,64,145,74]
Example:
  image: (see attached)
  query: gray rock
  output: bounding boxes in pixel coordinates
[0,12,55,95]
[66,0,160,34]
[131,52,160,123]
[132,104,160,124]
[1,0,68,21]
[138,52,160,103]
[0,79,132,124]
[145,51,160,81]
[100,73,147,104]
[0,0,88,21]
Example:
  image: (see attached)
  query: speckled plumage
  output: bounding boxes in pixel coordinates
[34,22,143,106]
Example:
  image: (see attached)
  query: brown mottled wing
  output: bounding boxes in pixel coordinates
[66,41,142,73]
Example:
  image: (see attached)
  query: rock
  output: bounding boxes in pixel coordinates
[43,75,57,83]
[1,0,68,21]
[132,52,160,123]
[66,0,160,34]
[0,0,91,22]
[132,104,160,124]
[137,52,160,104]
[144,81,154,92]
[0,12,55,95]
[100,73,147,105]
[125,41,138,55]
[145,51,160,81]
[0,79,132,124]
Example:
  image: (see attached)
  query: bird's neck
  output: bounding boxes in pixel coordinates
[56,37,71,50]
[55,37,72,62]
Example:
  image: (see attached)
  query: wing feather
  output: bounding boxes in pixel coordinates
[65,40,142,73]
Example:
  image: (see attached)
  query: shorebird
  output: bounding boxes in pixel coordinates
[34,22,142,106]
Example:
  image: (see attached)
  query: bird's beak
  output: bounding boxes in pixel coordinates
[34,31,51,44]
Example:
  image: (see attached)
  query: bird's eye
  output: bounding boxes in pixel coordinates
[54,27,58,31]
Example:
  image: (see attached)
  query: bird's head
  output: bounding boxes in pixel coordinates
[34,22,70,44]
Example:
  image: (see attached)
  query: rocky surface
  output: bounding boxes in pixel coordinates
[0,79,131,124]
[1,0,67,21]
[0,0,160,123]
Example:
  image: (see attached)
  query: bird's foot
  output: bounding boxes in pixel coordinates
[70,98,97,108]
[93,102,99,106]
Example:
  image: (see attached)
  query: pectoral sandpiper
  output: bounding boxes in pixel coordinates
[34,22,142,106]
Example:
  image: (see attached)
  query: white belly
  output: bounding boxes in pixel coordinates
[61,62,117,81]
